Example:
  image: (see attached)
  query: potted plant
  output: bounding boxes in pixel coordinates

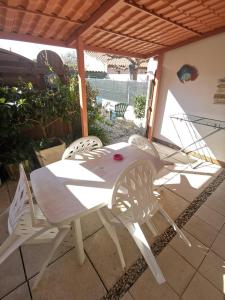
[12,79,80,166]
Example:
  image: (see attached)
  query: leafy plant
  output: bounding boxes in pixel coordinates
[0,76,108,165]
[134,95,146,119]
[89,123,109,145]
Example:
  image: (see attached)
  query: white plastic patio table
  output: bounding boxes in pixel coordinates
[30,142,163,264]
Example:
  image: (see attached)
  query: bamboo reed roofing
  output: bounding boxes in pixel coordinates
[1,0,225,58]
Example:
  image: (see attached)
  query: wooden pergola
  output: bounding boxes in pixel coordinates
[1,0,225,137]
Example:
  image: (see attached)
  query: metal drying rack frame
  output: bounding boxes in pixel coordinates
[163,114,225,168]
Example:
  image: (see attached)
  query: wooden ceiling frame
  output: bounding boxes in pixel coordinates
[0,2,83,26]
[0,3,166,52]
[1,0,225,138]
[124,0,202,37]
[66,0,122,45]
[145,24,225,58]
[95,27,168,47]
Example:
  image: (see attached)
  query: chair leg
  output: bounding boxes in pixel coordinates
[97,210,126,270]
[0,232,35,265]
[159,207,191,247]
[72,219,85,265]
[123,220,165,284]
[146,220,158,236]
[32,227,70,289]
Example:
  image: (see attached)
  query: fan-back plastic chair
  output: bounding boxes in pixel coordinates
[128,134,160,158]
[128,134,174,170]
[110,103,128,119]
[62,136,103,160]
[62,135,127,269]
[102,160,190,284]
[0,164,70,289]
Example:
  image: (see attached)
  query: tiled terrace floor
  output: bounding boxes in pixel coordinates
[0,143,225,300]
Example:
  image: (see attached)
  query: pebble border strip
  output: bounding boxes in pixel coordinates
[101,168,225,300]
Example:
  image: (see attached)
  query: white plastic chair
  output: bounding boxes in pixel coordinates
[61,135,126,268]
[128,134,160,158]
[102,159,191,284]
[0,164,71,289]
[62,136,103,160]
[128,134,174,170]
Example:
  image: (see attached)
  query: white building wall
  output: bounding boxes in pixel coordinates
[153,32,225,162]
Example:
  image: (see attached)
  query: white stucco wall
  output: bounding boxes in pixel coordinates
[153,32,225,162]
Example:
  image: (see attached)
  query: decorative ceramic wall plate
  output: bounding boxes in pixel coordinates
[177,64,198,83]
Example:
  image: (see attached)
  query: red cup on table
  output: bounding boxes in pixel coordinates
[113,153,124,161]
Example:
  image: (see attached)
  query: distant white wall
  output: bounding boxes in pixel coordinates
[153,32,225,162]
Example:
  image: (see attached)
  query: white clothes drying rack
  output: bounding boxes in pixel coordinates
[164,114,225,168]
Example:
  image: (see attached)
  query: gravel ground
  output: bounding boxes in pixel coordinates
[98,118,146,144]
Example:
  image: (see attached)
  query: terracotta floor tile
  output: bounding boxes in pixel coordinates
[199,250,225,293]
[157,245,195,295]
[164,171,213,202]
[2,283,31,300]
[0,250,26,299]
[121,292,134,300]
[182,272,223,300]
[154,169,179,187]
[169,230,208,269]
[22,242,64,279]
[84,226,140,289]
[81,211,103,239]
[142,187,189,242]
[31,249,106,300]
[205,187,225,216]
[185,162,222,177]
[130,269,179,300]
[184,215,218,247]
[219,223,225,236]
[211,233,225,260]
[219,180,225,190]
[159,187,190,220]
[195,205,225,231]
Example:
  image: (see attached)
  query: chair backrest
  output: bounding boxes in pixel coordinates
[128,134,160,159]
[8,164,33,233]
[111,160,157,223]
[62,136,103,160]
[115,103,128,117]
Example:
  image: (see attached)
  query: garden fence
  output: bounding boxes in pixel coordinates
[87,78,148,105]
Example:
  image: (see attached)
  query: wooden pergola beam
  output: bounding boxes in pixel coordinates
[148,54,163,141]
[145,25,225,58]
[77,38,88,137]
[0,2,83,25]
[66,0,121,45]
[84,44,146,59]
[125,0,202,37]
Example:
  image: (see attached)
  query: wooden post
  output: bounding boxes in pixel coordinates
[148,54,163,141]
[77,37,88,137]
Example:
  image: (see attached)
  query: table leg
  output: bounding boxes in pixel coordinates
[72,218,85,265]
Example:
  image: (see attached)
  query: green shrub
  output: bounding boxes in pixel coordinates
[0,77,108,164]
[134,95,146,118]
